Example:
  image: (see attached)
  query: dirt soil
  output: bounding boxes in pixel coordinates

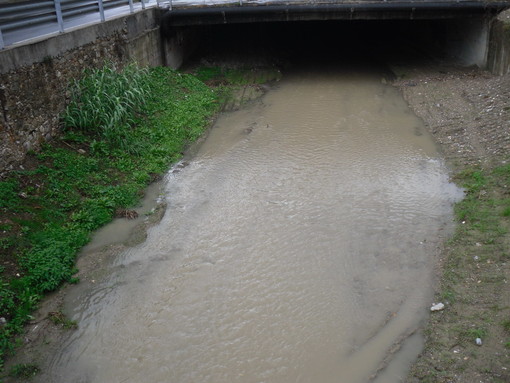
[393,64,510,383]
[394,65,510,168]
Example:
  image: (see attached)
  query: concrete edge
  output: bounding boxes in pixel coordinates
[0,8,163,74]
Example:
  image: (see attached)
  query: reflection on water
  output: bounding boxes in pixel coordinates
[42,66,463,383]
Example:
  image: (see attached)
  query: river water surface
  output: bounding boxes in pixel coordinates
[44,66,463,382]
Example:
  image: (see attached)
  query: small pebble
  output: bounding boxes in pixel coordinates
[475,338,482,346]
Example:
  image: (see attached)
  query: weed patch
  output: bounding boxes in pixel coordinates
[7,363,40,379]
[47,311,77,330]
[193,65,282,87]
[502,319,510,333]
[62,63,150,152]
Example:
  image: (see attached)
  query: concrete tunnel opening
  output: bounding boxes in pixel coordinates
[162,17,493,71]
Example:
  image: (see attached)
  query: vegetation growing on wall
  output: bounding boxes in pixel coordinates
[0,64,218,369]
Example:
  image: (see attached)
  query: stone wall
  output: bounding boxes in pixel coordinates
[0,8,167,177]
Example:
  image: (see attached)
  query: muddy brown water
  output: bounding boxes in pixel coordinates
[42,67,463,383]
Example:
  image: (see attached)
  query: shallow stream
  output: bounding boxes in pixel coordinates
[43,65,463,382]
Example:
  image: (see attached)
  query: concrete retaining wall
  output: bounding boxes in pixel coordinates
[487,12,510,75]
[0,8,176,177]
[445,18,490,68]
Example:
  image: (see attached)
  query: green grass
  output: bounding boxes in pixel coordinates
[193,65,282,85]
[502,319,510,333]
[0,64,220,369]
[463,327,488,340]
[194,66,223,82]
[47,311,77,330]
[453,167,509,235]
[7,363,40,379]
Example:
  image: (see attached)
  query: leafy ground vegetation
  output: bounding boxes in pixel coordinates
[0,64,219,370]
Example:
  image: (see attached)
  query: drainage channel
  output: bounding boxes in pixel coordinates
[39,62,463,383]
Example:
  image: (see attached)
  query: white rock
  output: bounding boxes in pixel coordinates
[475,338,482,346]
[430,302,445,312]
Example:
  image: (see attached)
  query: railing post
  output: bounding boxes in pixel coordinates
[128,0,134,13]
[54,0,65,33]
[0,28,4,50]
[98,0,105,22]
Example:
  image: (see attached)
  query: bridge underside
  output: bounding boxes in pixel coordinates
[165,1,510,25]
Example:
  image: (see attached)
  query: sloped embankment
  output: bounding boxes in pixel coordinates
[396,65,510,383]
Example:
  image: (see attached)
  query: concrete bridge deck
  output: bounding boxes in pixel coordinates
[165,0,510,24]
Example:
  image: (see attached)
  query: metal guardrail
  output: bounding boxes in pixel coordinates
[0,0,170,50]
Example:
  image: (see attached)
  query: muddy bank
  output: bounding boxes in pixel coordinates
[395,66,510,168]
[394,64,510,382]
[1,192,168,380]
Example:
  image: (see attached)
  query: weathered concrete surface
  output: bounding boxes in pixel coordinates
[0,8,183,177]
[445,18,490,68]
[164,0,509,26]
[160,16,200,68]
[487,10,510,74]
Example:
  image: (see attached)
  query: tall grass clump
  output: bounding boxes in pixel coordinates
[62,63,150,151]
